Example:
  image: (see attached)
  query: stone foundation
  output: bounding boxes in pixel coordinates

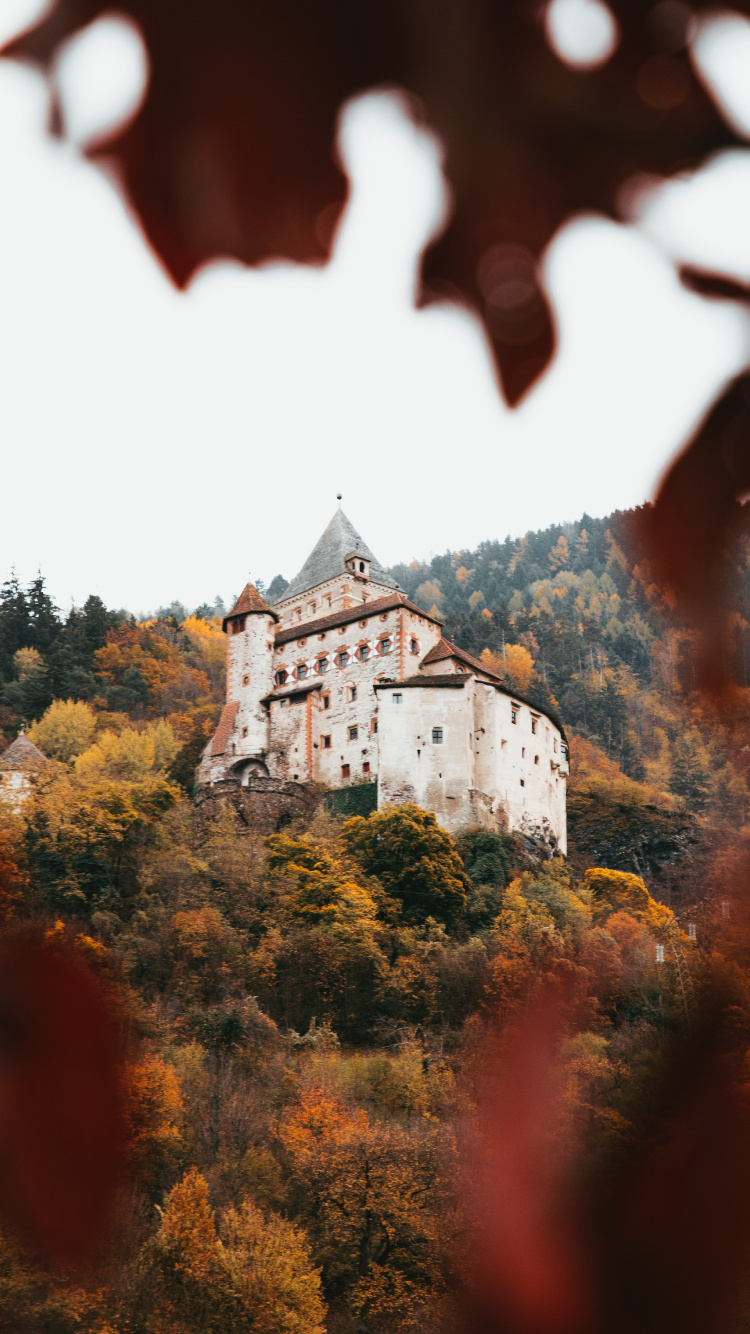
[194,775,323,833]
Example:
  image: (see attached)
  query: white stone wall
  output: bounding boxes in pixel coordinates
[269,604,442,787]
[226,613,277,760]
[376,678,567,848]
[273,573,396,625]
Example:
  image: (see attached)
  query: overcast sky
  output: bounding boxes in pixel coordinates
[2,0,750,614]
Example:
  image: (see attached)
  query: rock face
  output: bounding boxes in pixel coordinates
[567,785,703,891]
[194,774,322,833]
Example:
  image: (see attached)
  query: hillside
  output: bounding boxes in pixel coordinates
[1,516,750,1331]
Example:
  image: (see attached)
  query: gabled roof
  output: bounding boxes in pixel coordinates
[421,636,502,680]
[222,583,277,632]
[274,593,439,647]
[210,701,239,755]
[0,733,52,772]
[278,509,400,603]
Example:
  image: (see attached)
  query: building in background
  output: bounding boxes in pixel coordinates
[0,730,53,811]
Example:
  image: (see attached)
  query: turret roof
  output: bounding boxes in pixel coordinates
[0,733,52,772]
[222,582,277,632]
[278,509,400,603]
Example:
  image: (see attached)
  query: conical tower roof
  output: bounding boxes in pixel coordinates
[279,509,399,603]
[222,582,276,632]
[0,732,52,772]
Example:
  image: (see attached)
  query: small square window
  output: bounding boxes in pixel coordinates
[317,658,329,674]
[280,699,289,709]
[341,763,351,780]
[322,735,331,749]
[432,728,443,744]
[410,638,419,654]
[242,726,248,738]
[298,663,308,679]
[338,651,349,666]
[276,670,287,685]
[511,707,518,724]
[323,695,330,710]
[242,674,250,686]
[380,638,392,655]
[393,693,402,704]
[363,761,370,774]
[349,685,357,702]
[359,644,370,661]
[349,726,358,741]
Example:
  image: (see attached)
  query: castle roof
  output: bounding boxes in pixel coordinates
[0,733,52,772]
[274,592,439,647]
[421,636,502,679]
[210,701,239,755]
[278,509,400,603]
[222,583,277,632]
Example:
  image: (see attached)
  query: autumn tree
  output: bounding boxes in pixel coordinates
[29,698,96,762]
[342,804,468,927]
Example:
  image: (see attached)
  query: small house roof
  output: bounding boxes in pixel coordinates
[278,509,400,603]
[210,701,239,756]
[0,733,52,772]
[421,636,501,679]
[222,583,277,632]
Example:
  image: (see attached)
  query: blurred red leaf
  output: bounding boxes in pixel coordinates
[6,0,750,404]
[0,936,125,1265]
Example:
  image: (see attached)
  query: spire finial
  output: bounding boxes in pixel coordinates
[336,493,342,504]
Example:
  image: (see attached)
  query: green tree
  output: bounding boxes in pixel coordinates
[342,804,468,926]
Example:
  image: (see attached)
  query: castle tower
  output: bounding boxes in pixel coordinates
[221,583,278,768]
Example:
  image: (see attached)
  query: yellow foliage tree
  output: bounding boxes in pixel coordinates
[584,868,674,937]
[29,698,97,762]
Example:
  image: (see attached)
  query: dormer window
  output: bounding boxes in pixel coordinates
[346,551,370,580]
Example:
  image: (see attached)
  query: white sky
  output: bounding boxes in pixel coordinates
[2,2,750,614]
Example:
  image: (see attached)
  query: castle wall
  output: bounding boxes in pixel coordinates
[273,574,396,625]
[376,678,567,847]
[269,603,442,787]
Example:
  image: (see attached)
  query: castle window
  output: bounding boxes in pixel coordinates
[337,651,349,667]
[534,755,539,765]
[363,761,370,774]
[325,596,332,608]
[511,706,518,724]
[280,699,290,709]
[520,778,525,787]
[522,747,525,758]
[308,602,316,614]
[349,726,358,741]
[432,728,443,744]
[456,666,464,673]
[242,674,250,686]
[410,638,419,654]
[323,695,330,709]
[349,686,357,702]
[371,718,378,733]
[561,742,569,761]
[231,617,246,635]
[276,670,287,686]
[531,717,538,734]
[317,657,329,674]
[341,764,351,780]
[242,727,248,738]
[295,608,302,620]
[298,663,308,679]
[393,693,402,704]
[359,644,370,661]
[379,637,392,655]
[322,735,331,748]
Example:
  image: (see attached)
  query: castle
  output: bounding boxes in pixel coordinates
[197,508,568,848]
